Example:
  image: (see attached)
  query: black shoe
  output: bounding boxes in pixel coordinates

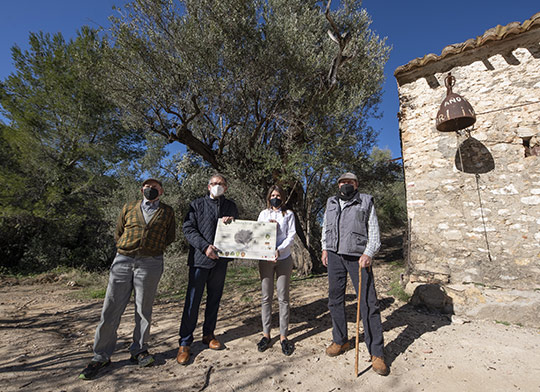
[257,336,270,352]
[78,360,111,380]
[129,351,155,367]
[281,339,294,356]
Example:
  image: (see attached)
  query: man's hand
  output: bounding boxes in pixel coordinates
[205,245,220,260]
[358,254,372,268]
[321,250,328,267]
[222,216,234,224]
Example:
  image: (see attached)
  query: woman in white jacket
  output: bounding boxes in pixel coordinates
[256,185,296,356]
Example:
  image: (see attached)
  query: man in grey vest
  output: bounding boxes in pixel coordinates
[321,172,388,376]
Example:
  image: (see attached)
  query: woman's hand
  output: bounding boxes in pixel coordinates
[272,249,280,263]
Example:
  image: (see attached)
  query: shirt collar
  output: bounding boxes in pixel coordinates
[142,197,160,210]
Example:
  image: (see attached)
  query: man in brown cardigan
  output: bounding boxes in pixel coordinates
[79,178,176,380]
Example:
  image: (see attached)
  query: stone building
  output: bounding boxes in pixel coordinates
[395,12,540,327]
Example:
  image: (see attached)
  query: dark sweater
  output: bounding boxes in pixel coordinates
[183,194,239,268]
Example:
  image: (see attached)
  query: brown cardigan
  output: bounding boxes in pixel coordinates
[115,200,176,257]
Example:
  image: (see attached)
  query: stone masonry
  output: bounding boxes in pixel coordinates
[395,13,540,327]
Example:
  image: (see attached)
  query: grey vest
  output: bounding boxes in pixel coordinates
[324,193,373,257]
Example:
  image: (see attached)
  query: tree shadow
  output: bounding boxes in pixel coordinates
[210,286,397,350]
[0,301,102,332]
[0,299,173,375]
[0,301,104,376]
[287,297,332,344]
[159,342,221,365]
[382,288,453,367]
[289,294,395,346]
[197,295,334,349]
[377,230,405,263]
[157,301,263,363]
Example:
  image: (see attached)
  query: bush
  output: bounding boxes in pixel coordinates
[0,213,116,274]
[158,252,189,297]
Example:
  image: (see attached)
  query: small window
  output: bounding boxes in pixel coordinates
[522,137,540,157]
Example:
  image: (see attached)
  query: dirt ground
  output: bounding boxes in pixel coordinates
[1,255,540,392]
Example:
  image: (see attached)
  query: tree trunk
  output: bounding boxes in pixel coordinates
[290,210,315,276]
[291,235,312,276]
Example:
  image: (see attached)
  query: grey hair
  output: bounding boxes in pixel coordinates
[208,173,227,185]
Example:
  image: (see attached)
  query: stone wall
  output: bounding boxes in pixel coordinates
[395,28,540,326]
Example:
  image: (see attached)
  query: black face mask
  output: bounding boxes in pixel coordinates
[270,197,282,208]
[144,187,159,201]
[338,183,356,201]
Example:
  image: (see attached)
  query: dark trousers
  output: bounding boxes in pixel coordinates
[179,261,228,346]
[327,251,384,357]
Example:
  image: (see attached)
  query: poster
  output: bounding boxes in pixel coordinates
[213,219,277,260]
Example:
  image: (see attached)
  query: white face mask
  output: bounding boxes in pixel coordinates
[210,184,225,198]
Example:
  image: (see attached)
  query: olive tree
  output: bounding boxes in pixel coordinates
[106,0,390,273]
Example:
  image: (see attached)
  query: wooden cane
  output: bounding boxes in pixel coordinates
[354,266,362,377]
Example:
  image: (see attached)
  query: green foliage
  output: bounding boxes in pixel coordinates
[226,263,260,288]
[168,151,264,221]
[157,253,189,298]
[0,28,144,272]
[224,261,260,303]
[0,2,401,276]
[0,213,115,273]
[388,279,410,303]
[385,259,410,302]
[89,288,108,299]
[355,148,407,231]
[105,0,391,272]
[106,0,389,183]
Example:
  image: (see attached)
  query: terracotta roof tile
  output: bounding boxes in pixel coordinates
[394,12,540,77]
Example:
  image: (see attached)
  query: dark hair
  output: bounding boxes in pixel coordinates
[266,185,288,215]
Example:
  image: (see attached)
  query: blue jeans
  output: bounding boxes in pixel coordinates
[178,261,228,346]
[327,251,384,357]
[92,253,163,362]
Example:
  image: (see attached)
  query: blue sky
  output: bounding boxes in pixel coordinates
[1,1,538,159]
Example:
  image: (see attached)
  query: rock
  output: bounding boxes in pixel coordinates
[451,315,470,324]
[410,284,453,313]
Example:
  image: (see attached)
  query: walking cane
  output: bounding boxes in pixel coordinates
[354,266,362,377]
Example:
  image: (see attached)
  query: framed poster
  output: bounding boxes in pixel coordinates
[213,219,277,260]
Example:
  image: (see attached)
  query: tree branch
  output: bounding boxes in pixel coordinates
[167,96,220,169]
[325,0,352,89]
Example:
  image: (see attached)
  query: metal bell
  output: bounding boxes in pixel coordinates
[436,74,476,132]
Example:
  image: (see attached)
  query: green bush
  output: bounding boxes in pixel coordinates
[158,253,189,297]
[0,214,115,274]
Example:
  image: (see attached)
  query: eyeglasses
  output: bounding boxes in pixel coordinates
[209,182,226,186]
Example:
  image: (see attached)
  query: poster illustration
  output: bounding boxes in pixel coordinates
[213,219,277,260]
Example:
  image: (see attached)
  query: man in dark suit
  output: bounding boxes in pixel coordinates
[176,174,238,365]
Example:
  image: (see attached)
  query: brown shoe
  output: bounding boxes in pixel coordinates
[325,341,351,357]
[371,355,389,376]
[202,334,223,350]
[176,346,190,365]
